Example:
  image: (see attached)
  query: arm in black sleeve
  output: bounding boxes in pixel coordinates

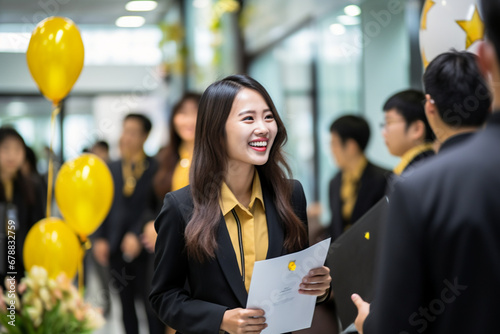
[149,192,228,334]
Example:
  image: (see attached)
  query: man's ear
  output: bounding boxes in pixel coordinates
[409,120,426,142]
[424,94,438,118]
[477,41,494,79]
[346,138,361,155]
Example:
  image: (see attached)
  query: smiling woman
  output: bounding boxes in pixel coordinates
[149,74,331,334]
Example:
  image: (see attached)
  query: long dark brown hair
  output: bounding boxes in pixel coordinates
[185,75,307,261]
[153,93,201,198]
[0,127,35,206]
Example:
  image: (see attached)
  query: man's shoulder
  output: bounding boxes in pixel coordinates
[366,161,391,177]
[397,132,497,191]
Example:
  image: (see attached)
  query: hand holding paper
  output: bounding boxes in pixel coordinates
[246,238,331,334]
[299,266,331,297]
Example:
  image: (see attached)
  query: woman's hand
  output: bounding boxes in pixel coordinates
[299,266,331,297]
[221,308,267,334]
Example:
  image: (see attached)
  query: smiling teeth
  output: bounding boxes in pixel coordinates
[249,141,267,147]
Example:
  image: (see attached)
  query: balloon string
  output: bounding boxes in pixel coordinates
[78,252,84,296]
[46,104,61,218]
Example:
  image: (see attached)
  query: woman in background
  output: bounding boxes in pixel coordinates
[0,127,45,285]
[141,92,201,253]
[140,93,201,334]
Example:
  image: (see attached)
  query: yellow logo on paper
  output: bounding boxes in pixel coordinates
[365,232,370,240]
[288,261,296,271]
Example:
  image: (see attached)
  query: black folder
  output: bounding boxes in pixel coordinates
[326,197,389,331]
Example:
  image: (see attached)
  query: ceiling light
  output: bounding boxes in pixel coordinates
[125,1,158,11]
[337,15,361,25]
[329,23,346,36]
[344,5,361,16]
[116,16,146,28]
[193,0,210,8]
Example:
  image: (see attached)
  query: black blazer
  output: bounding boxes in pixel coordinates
[94,156,158,255]
[150,179,308,334]
[328,162,390,240]
[363,112,500,333]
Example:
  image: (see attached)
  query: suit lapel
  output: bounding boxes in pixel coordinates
[262,185,285,259]
[215,214,248,307]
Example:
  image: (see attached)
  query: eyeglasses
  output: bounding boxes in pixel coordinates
[379,120,406,129]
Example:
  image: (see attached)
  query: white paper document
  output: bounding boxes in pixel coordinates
[246,238,331,334]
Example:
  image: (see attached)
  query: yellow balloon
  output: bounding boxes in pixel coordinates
[26,16,84,104]
[55,154,114,238]
[24,218,83,279]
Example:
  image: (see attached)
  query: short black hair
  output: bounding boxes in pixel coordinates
[93,140,109,151]
[424,51,491,127]
[329,115,370,152]
[481,0,500,64]
[383,89,434,142]
[124,113,152,134]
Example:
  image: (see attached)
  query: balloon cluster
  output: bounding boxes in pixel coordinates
[22,17,114,280]
[24,154,113,279]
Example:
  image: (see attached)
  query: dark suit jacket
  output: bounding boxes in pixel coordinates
[0,176,44,282]
[363,112,500,333]
[329,162,390,240]
[94,156,158,255]
[150,179,309,334]
[439,132,474,153]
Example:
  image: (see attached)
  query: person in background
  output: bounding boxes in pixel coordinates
[90,140,110,162]
[350,0,500,332]
[140,93,200,334]
[92,114,163,334]
[381,89,435,176]
[328,115,390,241]
[150,75,331,333]
[423,50,491,153]
[86,140,112,317]
[141,93,201,254]
[0,127,45,285]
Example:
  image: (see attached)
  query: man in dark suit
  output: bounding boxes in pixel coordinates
[351,1,500,332]
[93,114,162,334]
[423,50,491,153]
[328,115,390,240]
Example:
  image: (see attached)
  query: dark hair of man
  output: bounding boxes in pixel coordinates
[154,92,202,198]
[0,127,35,205]
[93,140,109,151]
[383,89,434,142]
[124,113,152,135]
[186,75,307,262]
[329,115,370,152]
[481,0,500,64]
[423,51,491,127]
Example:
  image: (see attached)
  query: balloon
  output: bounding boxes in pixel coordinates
[24,217,83,279]
[26,16,84,104]
[419,0,484,68]
[55,154,114,238]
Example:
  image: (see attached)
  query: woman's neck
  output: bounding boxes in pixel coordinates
[182,141,195,155]
[225,162,255,207]
[1,170,15,183]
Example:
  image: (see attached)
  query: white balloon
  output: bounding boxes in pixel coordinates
[419,0,485,67]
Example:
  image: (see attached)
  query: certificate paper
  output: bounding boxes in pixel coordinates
[246,238,331,333]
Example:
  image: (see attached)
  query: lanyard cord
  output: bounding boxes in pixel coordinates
[231,208,245,284]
